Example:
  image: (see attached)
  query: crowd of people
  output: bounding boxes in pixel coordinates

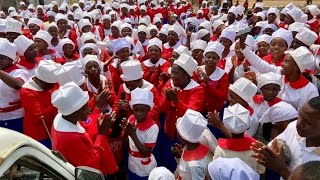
[1,0,320,179]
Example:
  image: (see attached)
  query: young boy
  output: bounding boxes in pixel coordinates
[122,88,159,179]
[213,103,266,174]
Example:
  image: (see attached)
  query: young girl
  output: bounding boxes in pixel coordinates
[256,34,271,58]
[190,39,207,66]
[46,22,62,55]
[122,88,159,179]
[60,38,79,63]
[161,24,182,61]
[218,29,236,73]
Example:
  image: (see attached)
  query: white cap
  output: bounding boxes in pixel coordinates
[288,46,315,73]
[223,103,251,134]
[6,19,22,34]
[153,16,162,24]
[255,21,267,28]
[81,55,102,70]
[0,40,17,60]
[44,22,58,31]
[140,5,147,11]
[173,53,198,77]
[148,24,158,32]
[176,109,208,143]
[245,35,255,50]
[288,22,306,32]
[220,29,236,43]
[280,7,290,15]
[212,19,224,32]
[47,11,56,17]
[129,88,154,109]
[284,3,296,10]
[256,34,272,45]
[102,14,111,20]
[204,41,224,59]
[267,7,280,16]
[9,12,19,18]
[254,2,264,9]
[80,32,96,45]
[307,5,320,16]
[14,35,34,56]
[237,5,245,16]
[229,77,258,103]
[197,29,210,40]
[120,22,132,32]
[259,101,298,124]
[54,62,85,86]
[111,20,121,30]
[262,23,278,32]
[167,24,183,37]
[121,60,144,81]
[271,28,293,48]
[148,167,175,180]
[295,27,318,47]
[51,1,59,6]
[137,25,148,34]
[256,12,265,20]
[210,15,221,24]
[287,7,303,22]
[51,82,90,116]
[147,37,162,52]
[60,38,75,52]
[191,39,207,52]
[78,19,92,31]
[55,13,68,24]
[299,14,308,23]
[35,60,61,83]
[258,72,282,89]
[34,30,52,46]
[173,45,191,56]
[113,38,131,54]
[28,4,35,10]
[27,18,43,27]
[228,6,238,16]
[0,19,5,33]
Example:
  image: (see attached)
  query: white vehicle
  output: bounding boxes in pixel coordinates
[0,127,105,180]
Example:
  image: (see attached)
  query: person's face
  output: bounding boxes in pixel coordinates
[235,43,245,59]
[132,104,150,122]
[177,131,187,145]
[29,9,34,13]
[270,38,287,57]
[263,28,274,36]
[148,46,161,62]
[52,5,58,13]
[37,78,56,91]
[284,14,295,25]
[29,24,40,35]
[227,12,236,22]
[34,38,48,51]
[219,37,232,49]
[37,8,44,15]
[216,25,226,37]
[68,14,74,21]
[281,54,300,75]
[167,31,178,45]
[48,16,55,22]
[83,47,97,57]
[292,38,307,49]
[111,15,117,22]
[138,32,147,42]
[169,16,176,25]
[121,8,128,15]
[280,13,285,21]
[260,84,281,101]
[150,29,158,38]
[48,26,59,38]
[140,9,146,15]
[82,25,92,33]
[62,44,74,57]
[257,41,270,57]
[129,9,135,15]
[171,51,180,61]
[6,32,20,43]
[85,61,100,77]
[76,103,91,121]
[205,52,219,69]
[24,44,39,59]
[116,47,130,61]
[171,64,189,88]
[0,55,13,70]
[201,34,211,43]
[124,79,141,91]
[57,19,68,31]
[192,49,203,64]
[121,27,132,37]
[228,90,247,106]
[268,13,277,22]
[103,19,111,29]
[296,103,320,139]
[111,26,120,36]
[159,33,167,43]
[305,10,313,20]
[254,26,262,35]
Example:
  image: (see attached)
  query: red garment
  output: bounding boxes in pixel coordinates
[161,46,174,61]
[36,49,64,63]
[108,131,124,164]
[52,111,119,175]
[218,135,256,151]
[202,8,209,19]
[158,7,168,20]
[284,75,309,89]
[160,80,205,139]
[278,22,285,29]
[217,59,226,69]
[307,18,319,32]
[262,54,285,66]
[61,54,80,64]
[108,61,123,94]
[68,29,78,52]
[22,28,33,40]
[17,56,37,70]
[142,59,171,90]
[211,34,218,42]
[20,82,59,141]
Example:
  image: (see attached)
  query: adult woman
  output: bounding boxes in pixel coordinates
[34,30,62,62]
[60,38,79,63]
[161,24,182,61]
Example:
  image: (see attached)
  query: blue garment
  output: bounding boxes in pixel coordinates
[128,170,148,180]
[0,117,23,133]
[39,138,52,149]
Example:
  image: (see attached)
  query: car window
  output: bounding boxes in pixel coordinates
[0,156,68,180]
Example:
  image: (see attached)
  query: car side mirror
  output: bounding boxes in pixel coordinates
[75,166,105,180]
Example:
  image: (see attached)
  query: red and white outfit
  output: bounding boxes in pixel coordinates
[251,95,282,121]
[16,56,37,77]
[128,115,159,177]
[218,50,235,73]
[142,58,171,90]
[161,42,181,61]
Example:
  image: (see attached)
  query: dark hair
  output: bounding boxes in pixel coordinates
[308,96,320,111]
[300,161,320,180]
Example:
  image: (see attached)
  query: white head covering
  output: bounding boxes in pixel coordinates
[120,60,144,81]
[129,88,154,109]
[204,41,224,59]
[47,11,56,17]
[54,62,85,86]
[254,2,264,9]
[153,16,162,24]
[78,19,92,31]
[102,14,111,21]
[267,7,280,16]
[191,39,207,52]
[208,158,260,180]
[9,12,19,18]
[81,54,102,70]
[0,40,17,60]
[223,103,251,134]
[255,21,267,28]
[229,77,258,103]
[271,28,293,48]
[259,101,298,124]
[120,23,132,32]
[176,109,208,143]
[288,22,306,32]
[237,5,245,16]
[14,35,34,56]
[258,72,282,89]
[137,25,148,34]
[228,6,239,16]
[51,82,90,116]
[295,27,318,47]
[256,34,272,45]
[113,38,131,54]
[55,13,68,24]
[288,46,315,73]
[307,5,320,16]
[148,167,175,180]
[256,12,265,20]
[173,53,198,77]
[35,60,61,83]
[44,22,58,31]
[220,29,236,43]
[34,30,52,46]
[167,24,183,37]
[262,24,278,33]
[80,32,96,45]
[111,20,122,30]
[197,29,210,40]
[0,19,6,33]
[27,18,43,27]
[212,19,224,32]
[60,38,75,52]
[287,7,303,22]
[173,45,191,56]
[147,37,162,52]
[6,19,22,34]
